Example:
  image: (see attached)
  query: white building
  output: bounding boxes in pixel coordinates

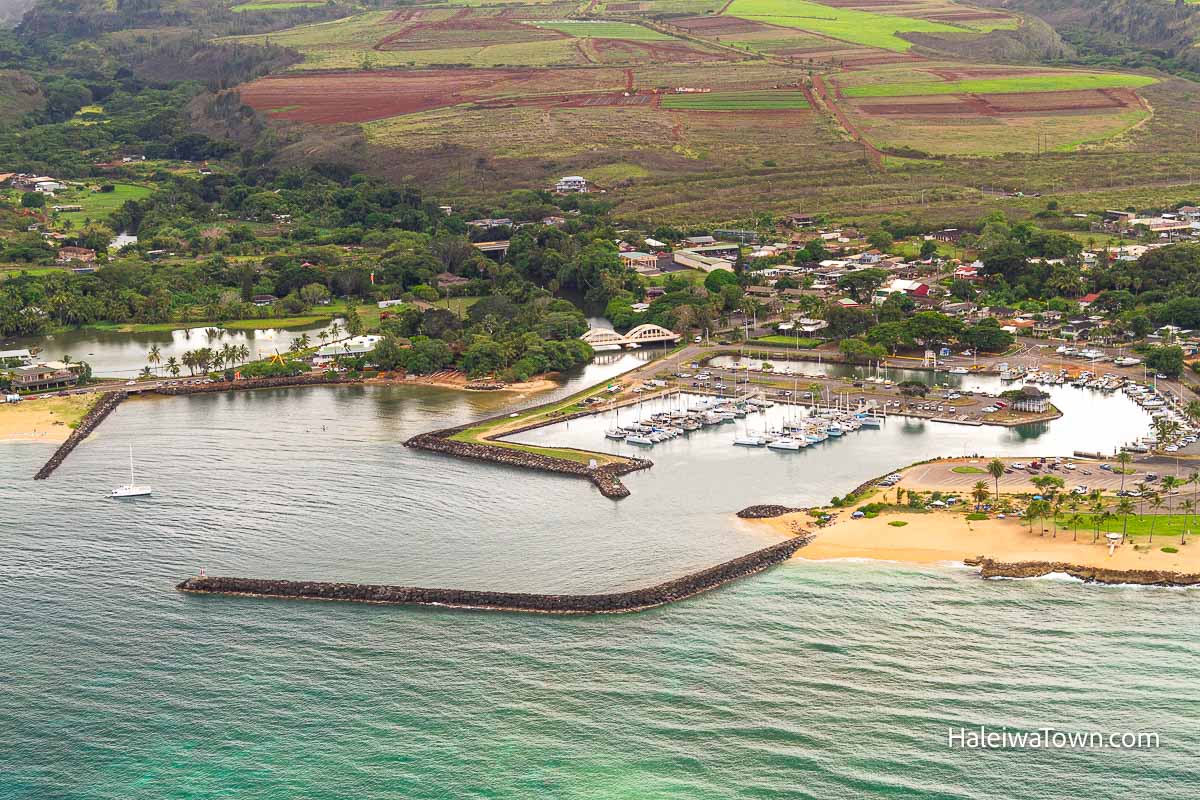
[314,335,383,365]
[0,348,34,366]
[555,176,588,193]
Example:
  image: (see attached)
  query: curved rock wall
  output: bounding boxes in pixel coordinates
[966,556,1200,587]
[178,534,813,614]
[33,391,127,480]
[405,423,651,500]
[154,373,356,395]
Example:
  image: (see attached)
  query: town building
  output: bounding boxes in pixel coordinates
[554,176,588,193]
[56,246,96,264]
[314,335,384,366]
[1013,385,1051,413]
[619,251,660,274]
[0,349,35,367]
[11,364,75,392]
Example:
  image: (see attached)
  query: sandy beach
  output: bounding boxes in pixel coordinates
[366,371,558,397]
[0,395,97,444]
[752,510,1200,573]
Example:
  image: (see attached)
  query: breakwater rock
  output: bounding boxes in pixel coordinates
[154,373,357,395]
[405,425,651,500]
[178,534,813,614]
[965,556,1200,587]
[33,391,127,480]
[737,505,801,519]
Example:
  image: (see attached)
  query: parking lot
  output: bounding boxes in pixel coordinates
[900,456,1200,496]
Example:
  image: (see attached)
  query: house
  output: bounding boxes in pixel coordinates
[1076,292,1102,309]
[34,179,64,193]
[313,335,383,366]
[466,217,512,229]
[0,349,34,367]
[793,317,829,334]
[939,302,976,317]
[251,294,278,306]
[473,240,510,261]
[873,279,929,304]
[554,176,588,193]
[1013,385,1051,413]
[56,246,96,264]
[52,204,83,213]
[932,228,963,243]
[687,242,740,261]
[11,364,74,392]
[644,238,667,249]
[745,285,777,298]
[835,297,861,308]
[108,233,138,251]
[1033,318,1062,338]
[541,215,566,227]
[645,286,666,300]
[683,235,716,246]
[377,299,406,309]
[953,264,981,282]
[1060,319,1096,340]
[619,251,659,274]
[785,213,816,228]
[435,272,471,287]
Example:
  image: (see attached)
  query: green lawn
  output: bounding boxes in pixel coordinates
[529,20,672,40]
[749,335,822,348]
[842,73,1157,98]
[952,465,987,474]
[724,0,972,52]
[1050,513,1200,542]
[52,183,153,228]
[661,91,810,111]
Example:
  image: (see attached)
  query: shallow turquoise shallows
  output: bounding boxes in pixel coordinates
[3,355,1197,798]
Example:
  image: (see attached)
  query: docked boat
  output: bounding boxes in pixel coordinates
[733,435,768,447]
[766,437,804,451]
[605,428,626,440]
[624,434,655,446]
[948,366,969,375]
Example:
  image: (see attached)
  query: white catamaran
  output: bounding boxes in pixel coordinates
[110,445,152,498]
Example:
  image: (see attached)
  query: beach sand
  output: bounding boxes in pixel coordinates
[752,511,1200,573]
[0,395,96,444]
[366,372,558,397]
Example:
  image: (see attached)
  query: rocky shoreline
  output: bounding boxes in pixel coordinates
[965,556,1200,587]
[405,424,651,499]
[154,373,358,395]
[177,534,813,614]
[33,391,127,480]
[736,505,802,519]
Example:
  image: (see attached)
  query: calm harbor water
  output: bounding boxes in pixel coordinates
[3,351,1197,797]
[3,320,340,377]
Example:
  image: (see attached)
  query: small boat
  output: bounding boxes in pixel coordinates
[767,437,803,451]
[733,435,767,447]
[110,445,152,498]
[624,434,655,446]
[605,428,626,440]
[948,366,969,375]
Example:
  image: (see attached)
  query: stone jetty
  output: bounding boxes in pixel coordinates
[405,424,651,500]
[33,391,127,480]
[736,505,802,519]
[965,556,1200,587]
[178,534,812,614]
[154,373,356,396]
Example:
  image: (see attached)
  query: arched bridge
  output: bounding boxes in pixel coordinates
[581,325,680,350]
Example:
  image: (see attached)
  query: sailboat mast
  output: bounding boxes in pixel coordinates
[129,444,135,484]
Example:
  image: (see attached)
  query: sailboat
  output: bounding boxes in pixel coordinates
[110,445,152,498]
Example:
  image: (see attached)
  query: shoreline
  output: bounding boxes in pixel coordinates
[749,510,1200,586]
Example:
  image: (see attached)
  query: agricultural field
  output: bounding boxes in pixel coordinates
[721,0,1012,52]
[216,0,1195,222]
[49,183,152,227]
[660,90,810,110]
[231,0,326,11]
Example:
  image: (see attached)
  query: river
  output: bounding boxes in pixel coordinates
[2,320,342,378]
[2,351,1196,797]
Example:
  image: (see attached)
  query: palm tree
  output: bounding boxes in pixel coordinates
[318,329,330,346]
[1182,498,1194,545]
[1090,499,1106,543]
[988,458,1005,503]
[166,356,180,377]
[182,350,196,376]
[295,333,311,352]
[972,480,989,511]
[147,344,162,376]
[1186,399,1200,426]
[1116,451,1132,495]
[807,383,822,407]
[1148,494,1164,543]
[237,344,249,365]
[1051,495,1064,538]
[1117,496,1136,543]
[1098,509,1116,542]
[1161,475,1181,514]
[139,366,153,379]
[1068,512,1084,542]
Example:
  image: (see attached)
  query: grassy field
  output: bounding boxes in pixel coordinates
[749,335,823,348]
[52,183,152,227]
[232,1,325,10]
[530,20,672,40]
[723,0,979,52]
[661,90,809,111]
[1051,513,1200,543]
[842,73,1158,98]
[952,465,987,474]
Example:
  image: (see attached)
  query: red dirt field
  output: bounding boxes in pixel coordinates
[374,16,564,51]
[588,38,730,64]
[668,15,775,35]
[853,98,981,116]
[240,69,574,123]
[978,88,1137,113]
[606,2,644,9]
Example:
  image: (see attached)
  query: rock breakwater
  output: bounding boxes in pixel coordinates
[965,556,1200,587]
[405,424,651,499]
[33,391,127,480]
[154,373,357,395]
[737,505,802,519]
[178,534,813,614]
